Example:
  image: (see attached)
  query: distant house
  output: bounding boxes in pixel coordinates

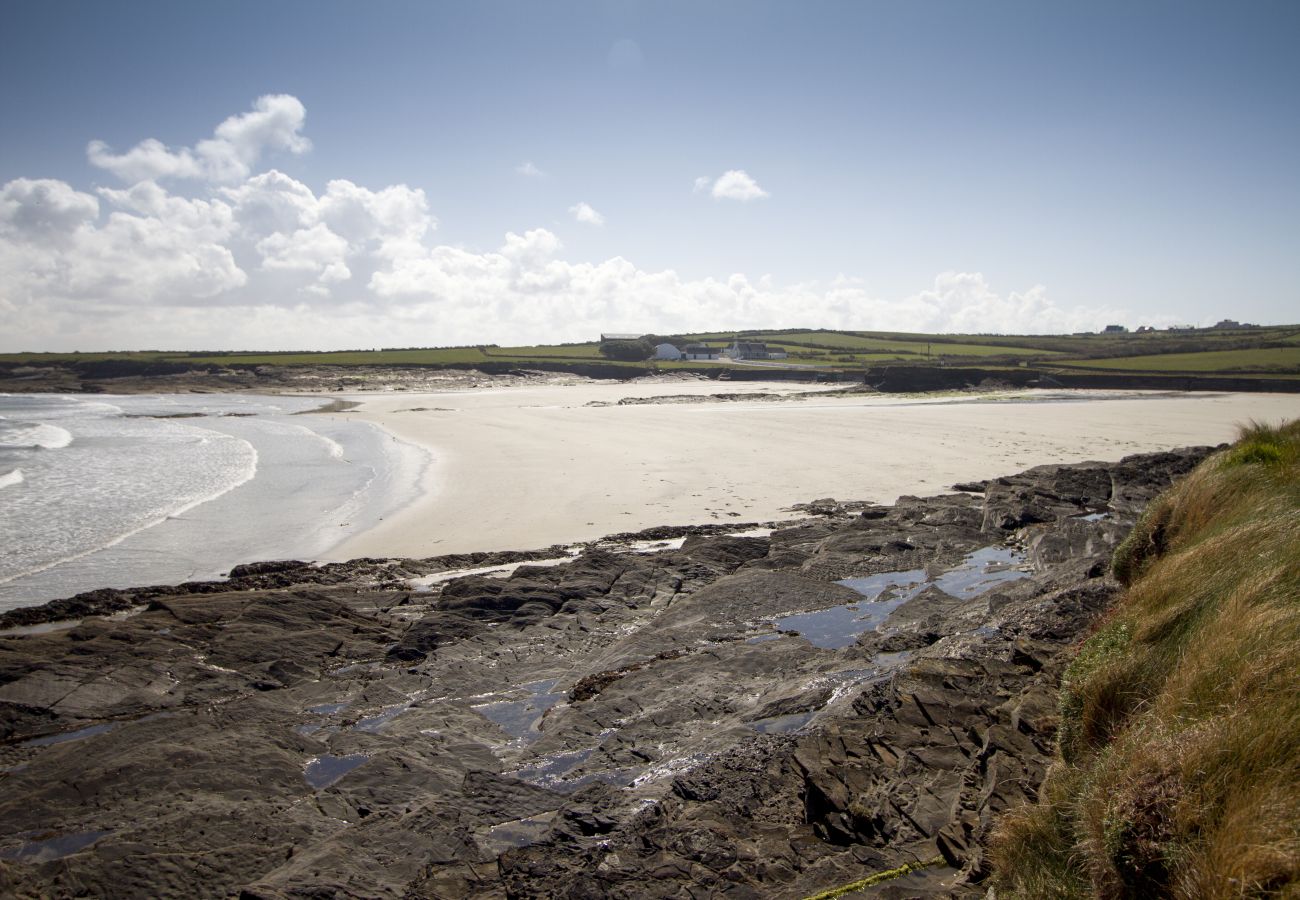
[682,344,720,360]
[600,333,643,342]
[1213,319,1258,330]
[722,340,787,360]
[1102,324,1128,334]
[652,343,683,360]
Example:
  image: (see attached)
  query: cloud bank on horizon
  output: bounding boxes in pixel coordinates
[0,95,1128,352]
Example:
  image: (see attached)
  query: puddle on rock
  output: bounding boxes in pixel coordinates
[1079,512,1110,522]
[510,748,596,787]
[472,680,566,741]
[872,650,914,668]
[930,546,1028,597]
[353,704,410,734]
[304,753,368,789]
[772,547,1028,650]
[748,711,815,734]
[775,569,926,649]
[483,813,556,853]
[0,829,113,863]
[307,702,349,715]
[20,723,117,748]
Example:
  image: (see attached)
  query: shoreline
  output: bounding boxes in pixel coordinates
[0,393,428,611]
[326,384,1300,561]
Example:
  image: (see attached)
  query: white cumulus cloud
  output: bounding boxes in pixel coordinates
[515,161,545,177]
[0,95,1130,352]
[698,170,769,201]
[87,94,311,184]
[0,178,99,238]
[568,202,605,226]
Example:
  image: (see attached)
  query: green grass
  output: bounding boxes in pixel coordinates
[991,419,1300,898]
[1056,346,1300,373]
[186,348,493,366]
[752,330,1053,357]
[486,343,605,359]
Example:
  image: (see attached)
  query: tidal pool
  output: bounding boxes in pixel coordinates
[772,547,1028,649]
[304,753,368,789]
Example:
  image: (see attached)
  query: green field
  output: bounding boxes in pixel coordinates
[3,324,1299,378]
[1056,346,1300,373]
[754,331,1050,357]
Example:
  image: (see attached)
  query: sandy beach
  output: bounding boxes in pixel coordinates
[325,383,1300,559]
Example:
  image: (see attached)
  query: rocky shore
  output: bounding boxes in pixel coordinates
[0,448,1212,898]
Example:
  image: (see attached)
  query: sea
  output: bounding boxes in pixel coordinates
[0,393,428,612]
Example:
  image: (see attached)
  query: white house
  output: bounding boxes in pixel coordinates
[722,341,787,360]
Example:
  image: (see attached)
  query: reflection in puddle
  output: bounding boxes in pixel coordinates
[776,569,926,649]
[483,813,556,853]
[307,702,349,715]
[930,547,1027,597]
[20,723,117,748]
[748,711,815,734]
[304,753,368,789]
[354,704,409,734]
[771,547,1027,650]
[1079,512,1110,522]
[510,748,595,787]
[0,829,113,863]
[473,680,566,741]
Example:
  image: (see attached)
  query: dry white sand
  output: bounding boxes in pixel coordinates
[324,382,1300,559]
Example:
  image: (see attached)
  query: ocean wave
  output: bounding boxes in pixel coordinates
[0,421,73,450]
[0,469,22,489]
[0,436,259,589]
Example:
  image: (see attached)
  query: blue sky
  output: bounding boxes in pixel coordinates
[1,0,1296,351]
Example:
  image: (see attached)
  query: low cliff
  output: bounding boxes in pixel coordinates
[991,421,1300,897]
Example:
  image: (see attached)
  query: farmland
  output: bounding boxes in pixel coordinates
[2,324,1299,383]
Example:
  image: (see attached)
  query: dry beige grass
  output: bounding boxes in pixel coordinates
[991,419,1300,898]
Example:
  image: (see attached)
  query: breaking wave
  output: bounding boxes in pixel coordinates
[0,421,73,450]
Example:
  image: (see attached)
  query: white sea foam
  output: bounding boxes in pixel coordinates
[0,469,22,489]
[0,436,259,589]
[278,421,348,460]
[0,422,73,450]
[0,392,422,611]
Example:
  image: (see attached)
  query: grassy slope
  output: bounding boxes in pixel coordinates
[991,420,1300,898]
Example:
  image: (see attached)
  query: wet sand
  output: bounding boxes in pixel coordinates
[325,383,1300,559]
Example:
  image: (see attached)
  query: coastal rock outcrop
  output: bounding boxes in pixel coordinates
[0,448,1213,898]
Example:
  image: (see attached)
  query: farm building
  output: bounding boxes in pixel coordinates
[681,344,721,360]
[722,341,788,360]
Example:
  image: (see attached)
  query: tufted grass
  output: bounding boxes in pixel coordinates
[991,419,1300,898]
